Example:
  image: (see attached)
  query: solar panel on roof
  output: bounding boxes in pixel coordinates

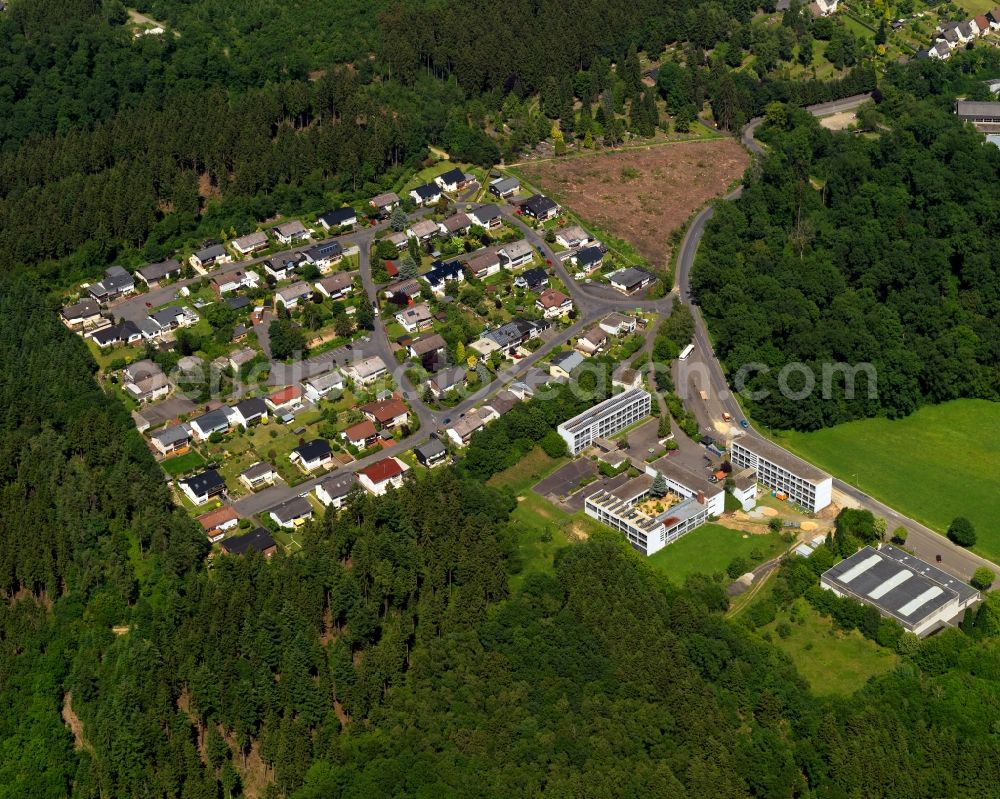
[868,570,912,600]
[839,554,882,583]
[899,587,944,617]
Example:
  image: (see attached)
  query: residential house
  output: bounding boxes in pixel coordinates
[264,254,304,282]
[232,323,249,342]
[358,457,408,495]
[342,419,378,449]
[135,317,163,340]
[514,267,548,290]
[931,40,952,59]
[498,240,533,269]
[434,167,469,192]
[536,288,573,319]
[315,271,353,299]
[189,407,234,441]
[341,356,388,385]
[385,231,409,250]
[407,219,440,241]
[522,194,559,221]
[600,313,638,336]
[957,20,975,41]
[136,259,181,288]
[231,231,269,257]
[608,267,655,294]
[228,347,258,372]
[150,305,198,331]
[239,462,278,491]
[230,397,268,427]
[289,439,334,473]
[190,243,229,270]
[211,269,258,296]
[302,370,345,402]
[468,203,501,229]
[613,367,643,390]
[439,212,472,236]
[124,371,171,403]
[150,423,192,456]
[409,183,441,206]
[123,359,161,384]
[317,207,358,231]
[422,260,465,295]
[576,326,607,356]
[61,298,103,330]
[975,14,991,33]
[488,176,519,198]
[445,407,497,447]
[549,350,584,379]
[226,295,252,313]
[305,240,344,272]
[414,438,448,467]
[269,497,314,528]
[88,320,143,348]
[179,469,226,505]
[361,398,409,429]
[88,266,135,302]
[383,277,422,302]
[221,528,277,557]
[197,506,240,542]
[272,220,311,244]
[484,389,521,417]
[395,302,433,333]
[315,473,358,508]
[408,332,447,364]
[369,192,400,215]
[274,281,314,309]
[809,0,838,14]
[479,317,548,356]
[990,7,1000,28]
[265,385,302,413]
[426,366,467,398]
[466,249,501,279]
[555,225,591,248]
[572,246,604,273]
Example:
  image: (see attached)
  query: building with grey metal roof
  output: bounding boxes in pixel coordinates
[820,545,979,637]
[557,388,651,454]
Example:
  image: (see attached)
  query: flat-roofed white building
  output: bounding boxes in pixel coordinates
[730,436,832,512]
[820,545,980,637]
[584,474,710,556]
[644,457,726,518]
[557,388,651,455]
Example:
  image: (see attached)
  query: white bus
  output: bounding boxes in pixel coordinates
[679,343,695,361]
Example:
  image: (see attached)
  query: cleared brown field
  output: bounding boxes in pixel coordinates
[518,139,749,268]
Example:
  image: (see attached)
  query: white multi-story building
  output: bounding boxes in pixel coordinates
[730,436,832,513]
[585,474,710,556]
[557,388,651,455]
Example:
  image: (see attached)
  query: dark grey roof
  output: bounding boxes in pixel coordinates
[221,528,276,555]
[415,438,446,459]
[150,423,191,446]
[524,194,558,216]
[609,267,654,289]
[412,183,440,200]
[150,306,187,327]
[551,350,584,372]
[490,177,519,193]
[240,461,275,480]
[956,100,1000,118]
[226,295,252,311]
[233,397,267,419]
[179,469,225,496]
[318,207,357,227]
[62,298,100,320]
[423,260,464,285]
[318,473,357,500]
[575,246,604,267]
[191,407,232,432]
[308,240,343,260]
[194,243,226,263]
[270,496,313,523]
[137,259,181,281]
[91,320,140,345]
[438,167,466,185]
[292,439,332,462]
[519,267,548,287]
[472,203,501,221]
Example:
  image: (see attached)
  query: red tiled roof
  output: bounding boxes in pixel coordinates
[385,261,399,276]
[360,457,403,484]
[344,420,377,441]
[361,398,409,424]
[267,385,302,405]
[197,506,239,531]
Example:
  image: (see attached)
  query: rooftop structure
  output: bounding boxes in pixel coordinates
[557,388,651,455]
[730,437,832,512]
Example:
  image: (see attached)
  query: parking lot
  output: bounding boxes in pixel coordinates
[533,459,597,499]
[562,471,632,512]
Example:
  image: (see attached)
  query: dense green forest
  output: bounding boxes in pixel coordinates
[5,275,1000,797]
[0,0,882,286]
[693,65,1000,430]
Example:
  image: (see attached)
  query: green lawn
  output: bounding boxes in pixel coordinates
[761,599,899,697]
[646,523,788,583]
[160,450,205,477]
[486,446,567,493]
[772,400,1000,560]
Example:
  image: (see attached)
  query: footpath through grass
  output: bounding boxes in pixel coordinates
[646,523,787,583]
[771,399,1000,560]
